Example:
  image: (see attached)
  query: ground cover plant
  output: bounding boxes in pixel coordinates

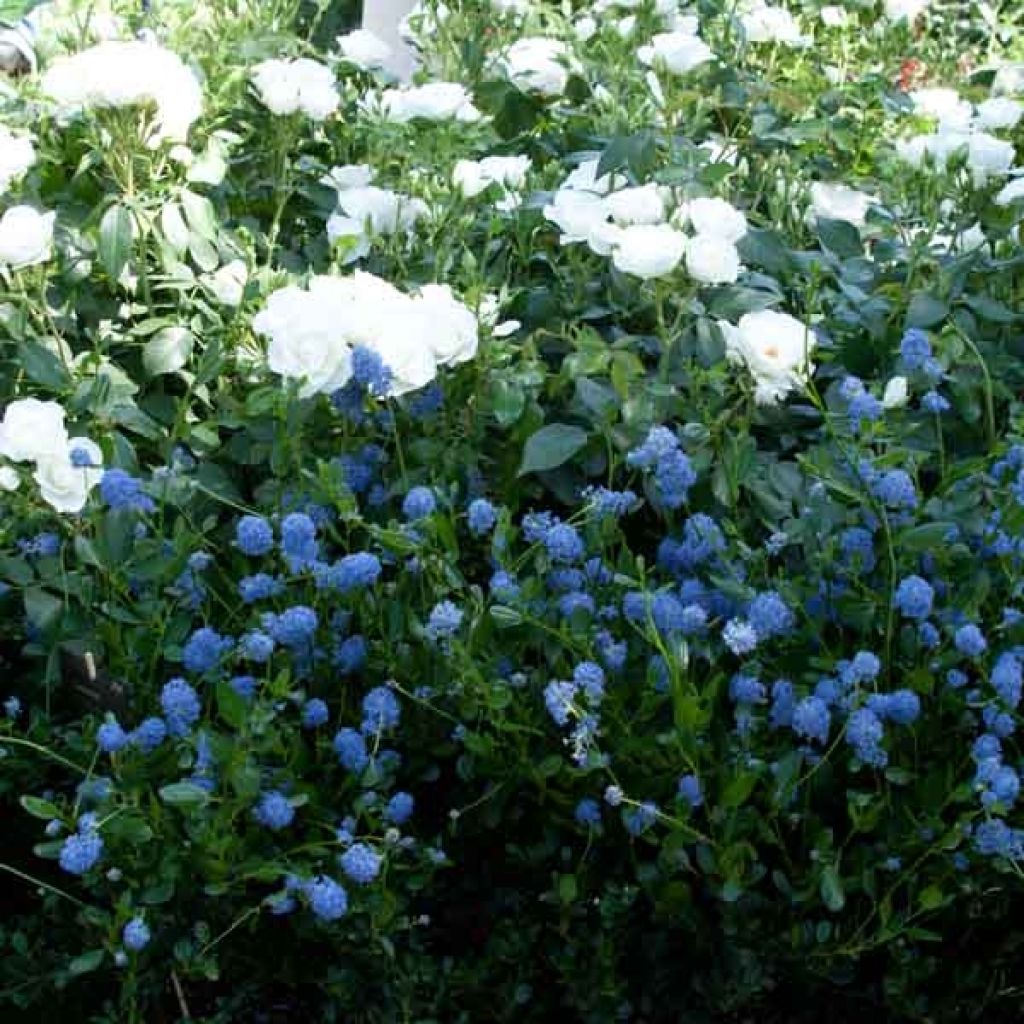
[1,0,1024,1020]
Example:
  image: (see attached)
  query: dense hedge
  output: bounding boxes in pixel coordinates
[1,1,1024,1021]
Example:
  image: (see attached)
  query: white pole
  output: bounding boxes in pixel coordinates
[360,0,419,82]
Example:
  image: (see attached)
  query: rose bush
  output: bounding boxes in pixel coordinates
[1,0,1024,1021]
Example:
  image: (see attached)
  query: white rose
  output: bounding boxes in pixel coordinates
[326,214,372,263]
[586,220,626,256]
[454,155,530,198]
[335,186,427,235]
[740,6,808,46]
[808,182,874,227]
[685,233,742,285]
[0,465,19,490]
[683,197,748,243]
[882,377,909,409]
[605,184,665,226]
[911,88,972,132]
[0,398,68,463]
[337,28,392,71]
[543,189,608,244]
[322,164,376,191]
[42,42,202,146]
[883,0,929,22]
[559,157,624,196]
[33,438,103,514]
[252,58,338,120]
[953,222,987,253]
[378,82,481,122]
[0,127,35,193]
[574,16,597,41]
[992,63,1024,97]
[820,6,848,27]
[253,284,354,398]
[967,133,1015,185]
[203,260,248,306]
[0,206,55,269]
[414,284,478,366]
[975,96,1023,131]
[637,32,714,76]
[338,274,437,396]
[611,224,686,279]
[292,58,340,120]
[663,11,699,33]
[717,309,816,405]
[502,37,572,97]
[995,177,1024,206]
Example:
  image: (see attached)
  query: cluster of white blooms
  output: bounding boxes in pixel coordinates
[500,38,576,97]
[251,58,339,120]
[675,197,748,285]
[910,88,1023,133]
[738,1,809,47]
[371,82,481,123]
[453,154,531,208]
[41,41,203,145]
[718,310,816,406]
[0,127,35,194]
[544,160,748,283]
[323,164,429,264]
[637,29,714,76]
[895,86,1021,186]
[0,206,55,270]
[253,272,478,399]
[0,398,103,513]
[895,131,1015,186]
[336,29,393,71]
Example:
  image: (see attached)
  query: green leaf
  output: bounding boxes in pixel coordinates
[820,865,846,912]
[491,380,525,428]
[898,522,957,551]
[20,795,59,820]
[97,204,135,282]
[721,771,757,808]
[918,885,945,911]
[905,292,948,329]
[216,679,247,730]
[23,587,63,631]
[817,218,862,260]
[158,782,210,808]
[142,327,193,377]
[518,423,588,476]
[489,605,523,628]
[180,189,219,241]
[20,341,72,390]
[557,874,578,904]
[69,950,104,976]
[705,286,781,320]
[737,228,792,275]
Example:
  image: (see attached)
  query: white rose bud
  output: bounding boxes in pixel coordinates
[882,376,909,409]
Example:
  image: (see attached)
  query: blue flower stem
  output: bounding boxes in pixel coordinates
[0,862,88,907]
